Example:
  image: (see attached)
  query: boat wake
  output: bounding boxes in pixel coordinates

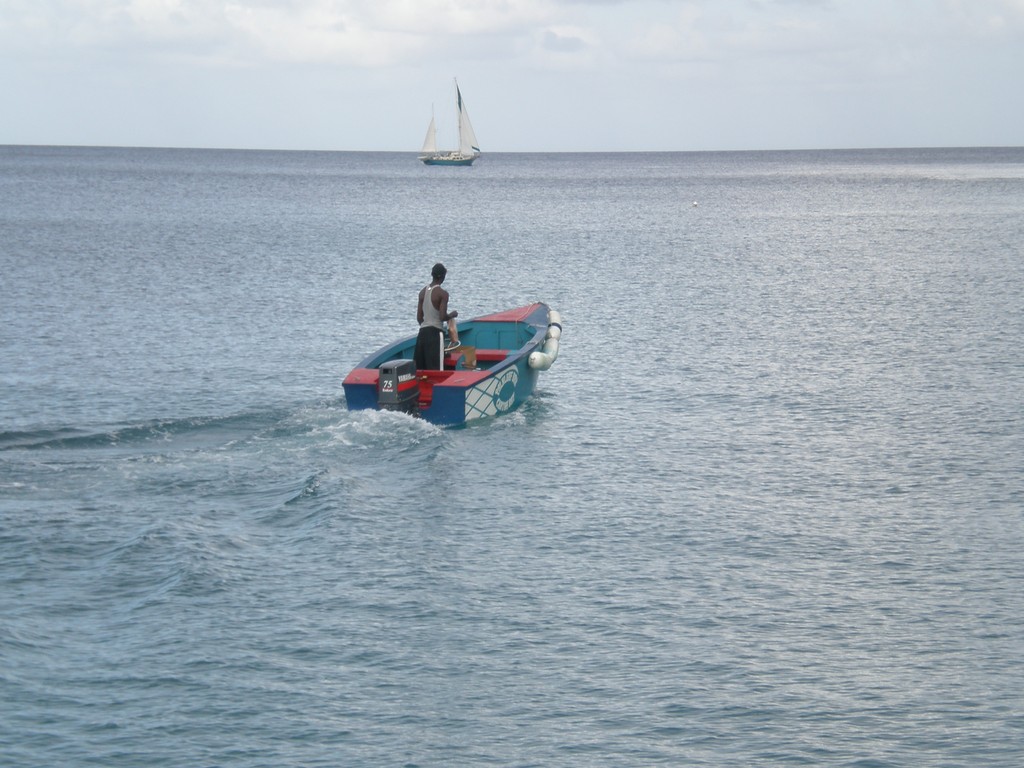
[0,408,293,453]
[0,396,455,456]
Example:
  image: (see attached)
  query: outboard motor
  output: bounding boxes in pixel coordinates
[377,359,420,415]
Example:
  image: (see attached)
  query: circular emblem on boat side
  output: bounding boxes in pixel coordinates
[494,370,518,411]
[464,367,519,420]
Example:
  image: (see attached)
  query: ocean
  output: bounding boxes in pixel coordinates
[1,145,1023,766]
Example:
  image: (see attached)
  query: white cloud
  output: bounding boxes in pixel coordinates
[625,5,707,61]
[541,27,589,53]
[4,0,1024,66]
[0,0,557,66]
[221,3,407,66]
[942,0,1024,34]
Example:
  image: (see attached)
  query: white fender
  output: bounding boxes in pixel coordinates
[546,310,562,340]
[528,310,562,371]
[528,338,559,370]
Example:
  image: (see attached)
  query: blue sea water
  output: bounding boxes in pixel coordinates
[1,145,1023,766]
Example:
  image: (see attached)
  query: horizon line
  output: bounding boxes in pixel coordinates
[3,143,1023,155]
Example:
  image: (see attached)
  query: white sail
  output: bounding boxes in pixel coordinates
[456,84,480,156]
[421,115,437,154]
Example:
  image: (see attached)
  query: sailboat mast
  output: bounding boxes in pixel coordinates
[454,79,463,151]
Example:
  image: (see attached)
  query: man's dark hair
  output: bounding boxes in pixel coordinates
[431,263,447,280]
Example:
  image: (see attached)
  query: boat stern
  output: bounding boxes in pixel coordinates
[341,367,381,411]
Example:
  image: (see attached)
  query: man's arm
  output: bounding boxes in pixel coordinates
[416,288,425,324]
[438,290,457,322]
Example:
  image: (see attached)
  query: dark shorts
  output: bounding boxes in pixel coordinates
[414,326,444,370]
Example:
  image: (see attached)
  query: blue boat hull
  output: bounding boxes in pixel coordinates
[343,303,558,426]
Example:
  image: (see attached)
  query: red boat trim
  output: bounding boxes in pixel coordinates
[473,303,545,324]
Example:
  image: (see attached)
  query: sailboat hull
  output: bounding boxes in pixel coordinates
[420,154,477,166]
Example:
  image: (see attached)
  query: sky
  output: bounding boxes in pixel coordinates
[2,0,1023,152]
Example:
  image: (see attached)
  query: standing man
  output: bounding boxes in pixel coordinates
[414,262,460,370]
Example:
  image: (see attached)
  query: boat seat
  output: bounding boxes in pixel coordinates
[444,348,508,369]
[475,349,509,361]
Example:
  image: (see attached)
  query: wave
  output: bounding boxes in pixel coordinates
[0,407,300,453]
[282,468,328,506]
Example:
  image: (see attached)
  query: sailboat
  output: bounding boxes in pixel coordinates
[419,80,481,166]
